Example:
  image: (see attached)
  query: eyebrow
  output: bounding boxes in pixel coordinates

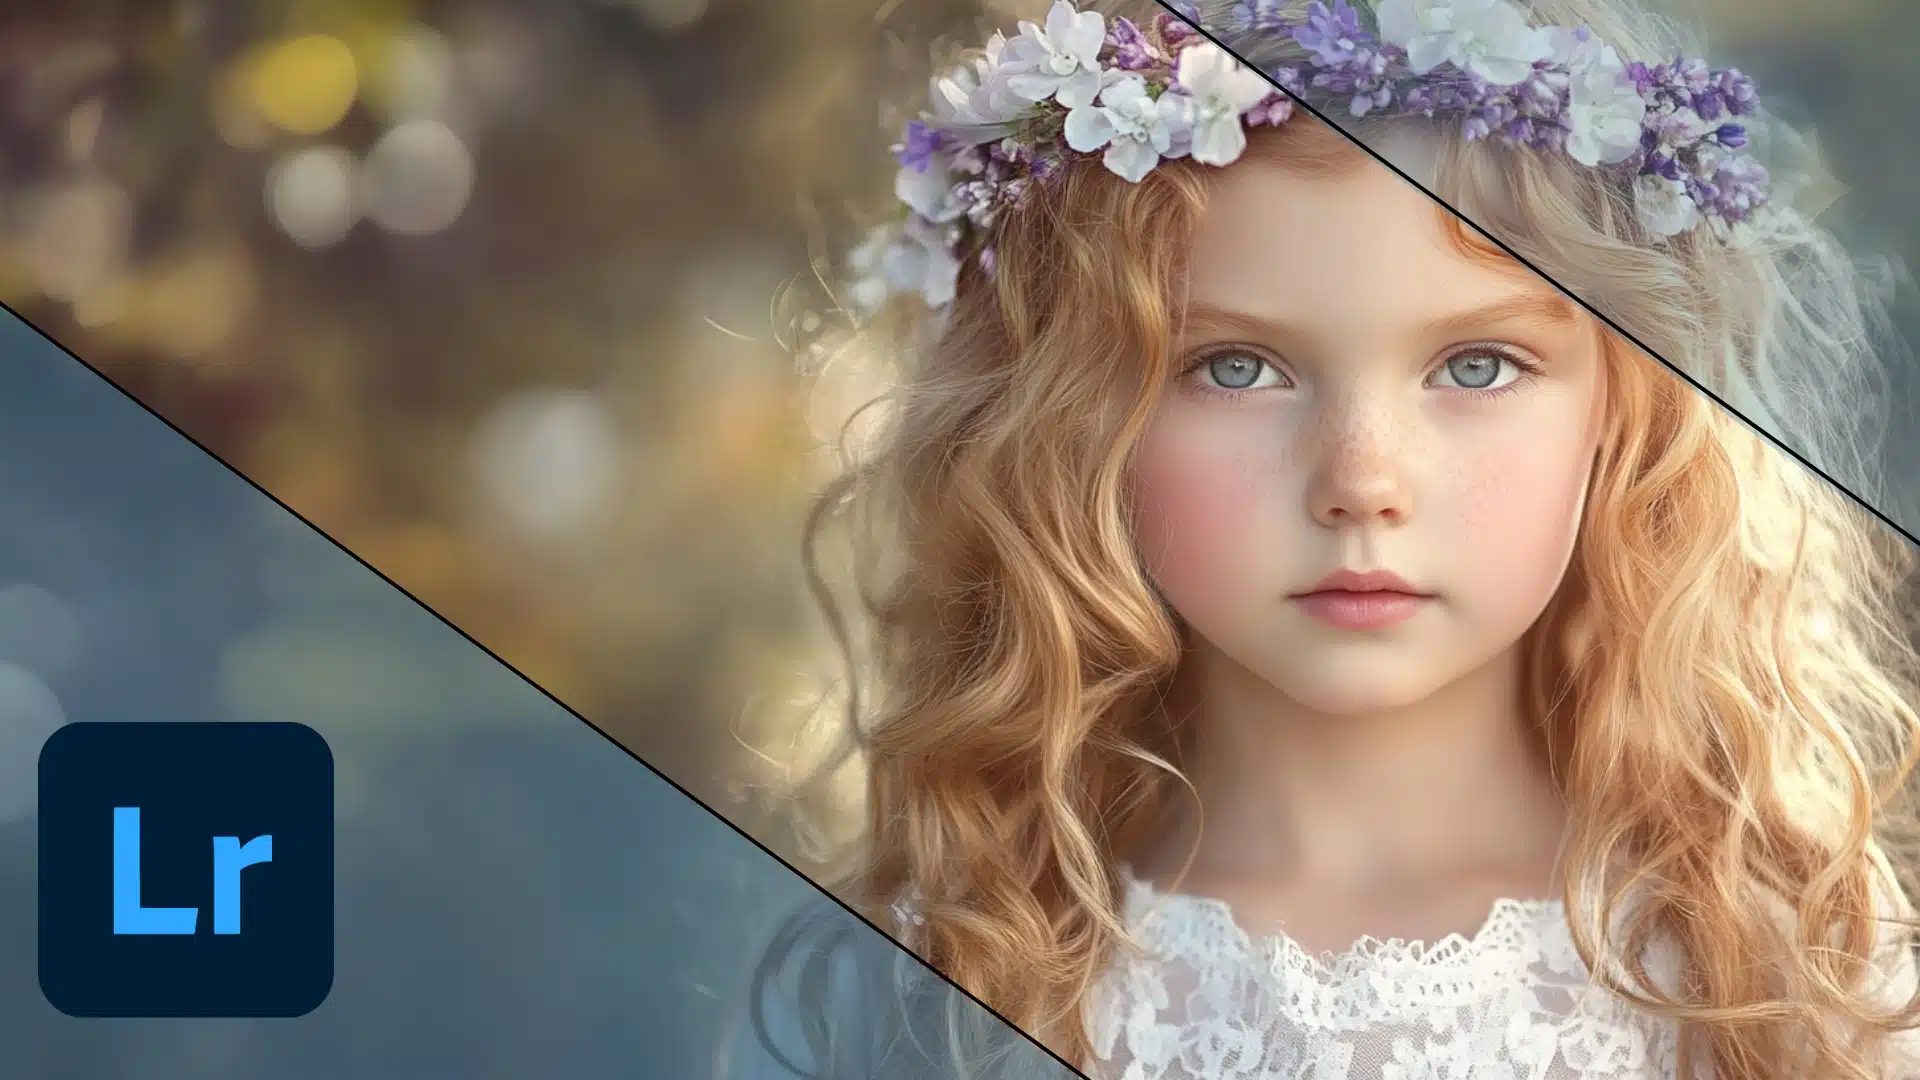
[1419,293,1584,338]
[1182,292,1584,341]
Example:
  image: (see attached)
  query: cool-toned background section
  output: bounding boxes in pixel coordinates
[0,0,1910,892]
[0,310,1069,1078]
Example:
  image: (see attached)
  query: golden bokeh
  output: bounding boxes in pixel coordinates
[249,34,361,136]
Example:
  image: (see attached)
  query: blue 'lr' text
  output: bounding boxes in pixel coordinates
[112,807,273,935]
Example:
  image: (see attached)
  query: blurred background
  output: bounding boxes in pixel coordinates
[0,310,818,1077]
[0,0,1915,885]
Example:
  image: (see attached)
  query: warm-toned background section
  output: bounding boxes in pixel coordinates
[1,0,1914,872]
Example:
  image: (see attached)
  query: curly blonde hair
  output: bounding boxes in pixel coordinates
[783,2,1920,1077]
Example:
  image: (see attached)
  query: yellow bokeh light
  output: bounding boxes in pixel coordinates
[250,34,360,136]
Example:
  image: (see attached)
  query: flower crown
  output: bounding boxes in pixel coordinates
[848,0,1769,315]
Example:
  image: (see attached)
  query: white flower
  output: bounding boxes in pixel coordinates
[884,216,963,308]
[1547,28,1646,166]
[844,217,961,313]
[930,31,1029,132]
[1063,73,1190,182]
[1173,43,1273,166]
[894,157,966,224]
[1633,173,1700,236]
[1377,0,1553,86]
[1003,0,1107,110]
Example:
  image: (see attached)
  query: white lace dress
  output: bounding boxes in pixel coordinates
[1084,871,1689,1080]
[804,870,1918,1080]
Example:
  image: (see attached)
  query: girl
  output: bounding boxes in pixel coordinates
[739,2,1920,1078]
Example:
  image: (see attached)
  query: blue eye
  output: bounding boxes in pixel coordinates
[1195,349,1289,392]
[1209,353,1263,389]
[1429,347,1530,392]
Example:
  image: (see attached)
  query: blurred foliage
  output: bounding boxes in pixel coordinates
[0,0,1914,872]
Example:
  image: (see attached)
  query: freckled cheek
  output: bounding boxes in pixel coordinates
[1129,417,1292,609]
[1445,435,1593,617]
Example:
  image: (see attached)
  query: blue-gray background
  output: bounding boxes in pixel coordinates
[0,311,1067,1079]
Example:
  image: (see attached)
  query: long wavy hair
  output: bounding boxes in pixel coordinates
[768,2,1920,1078]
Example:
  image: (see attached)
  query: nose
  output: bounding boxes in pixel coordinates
[1304,396,1413,529]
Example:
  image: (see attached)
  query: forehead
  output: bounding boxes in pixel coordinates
[1184,149,1545,326]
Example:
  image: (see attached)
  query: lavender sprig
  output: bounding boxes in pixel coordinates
[893,121,950,172]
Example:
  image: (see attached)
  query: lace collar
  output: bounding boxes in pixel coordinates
[1117,866,1580,1006]
[1088,869,1682,1079]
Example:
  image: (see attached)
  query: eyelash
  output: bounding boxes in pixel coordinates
[1177,342,1545,403]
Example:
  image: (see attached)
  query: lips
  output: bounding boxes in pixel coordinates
[1301,568,1424,596]
[1291,569,1431,630]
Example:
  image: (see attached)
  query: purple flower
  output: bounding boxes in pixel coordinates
[1245,92,1295,126]
[1294,1,1371,67]
[1226,0,1289,35]
[1718,68,1759,114]
[1679,58,1713,93]
[892,121,949,172]
[1714,123,1747,149]
[1163,0,1200,21]
[1514,73,1563,118]
[1106,17,1162,71]
[1156,12,1200,47]
[1703,155,1768,222]
[1309,46,1394,117]
[1635,55,1756,128]
[1400,82,1439,115]
[955,180,996,227]
[1501,116,1564,153]
[1267,65,1307,97]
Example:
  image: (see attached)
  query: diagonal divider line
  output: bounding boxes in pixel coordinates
[18,10,1905,1072]
[2,298,1094,1080]
[1153,0,1920,554]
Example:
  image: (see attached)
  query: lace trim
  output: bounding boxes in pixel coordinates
[1121,868,1566,985]
[891,872,1690,1079]
[1091,869,1684,1079]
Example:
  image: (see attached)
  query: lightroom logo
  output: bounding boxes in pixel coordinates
[38,721,334,1018]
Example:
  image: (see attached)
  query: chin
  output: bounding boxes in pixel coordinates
[1254,655,1457,716]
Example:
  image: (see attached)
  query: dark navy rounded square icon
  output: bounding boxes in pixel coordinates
[38,721,334,1018]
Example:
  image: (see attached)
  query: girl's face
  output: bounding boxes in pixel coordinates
[1131,151,1607,715]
